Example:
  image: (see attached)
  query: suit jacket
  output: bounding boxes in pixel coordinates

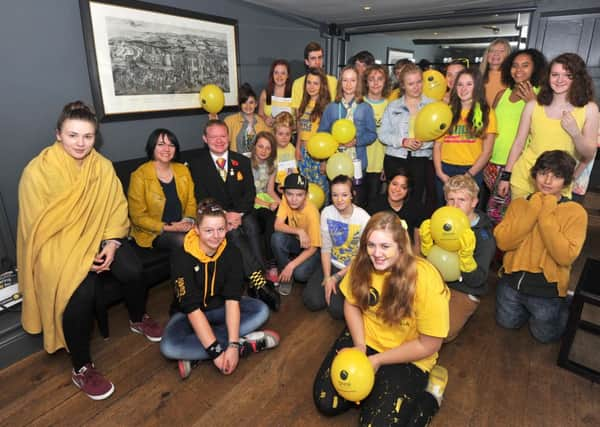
[189,149,255,214]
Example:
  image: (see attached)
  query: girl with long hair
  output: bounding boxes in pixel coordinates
[363,64,391,207]
[258,59,293,127]
[318,65,377,206]
[296,67,331,197]
[498,53,598,200]
[223,83,269,155]
[313,211,449,426]
[485,49,547,223]
[480,38,511,107]
[433,68,496,206]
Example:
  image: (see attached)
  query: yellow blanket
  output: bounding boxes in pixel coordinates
[17,142,129,353]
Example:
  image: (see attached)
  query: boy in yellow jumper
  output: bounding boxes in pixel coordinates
[494,150,587,343]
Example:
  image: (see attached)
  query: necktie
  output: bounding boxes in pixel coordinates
[216,157,227,181]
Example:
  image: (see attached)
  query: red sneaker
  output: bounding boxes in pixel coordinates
[72,363,115,400]
[130,314,163,342]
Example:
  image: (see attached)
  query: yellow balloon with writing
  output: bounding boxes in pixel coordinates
[307,132,339,160]
[422,69,447,101]
[414,101,453,142]
[427,245,461,282]
[331,348,375,403]
[308,183,326,210]
[331,119,356,144]
[430,206,470,252]
[199,84,225,114]
[326,152,354,180]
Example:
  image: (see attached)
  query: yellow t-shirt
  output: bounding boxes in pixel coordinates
[291,74,338,109]
[364,97,389,173]
[276,197,322,247]
[297,100,320,143]
[276,144,298,185]
[388,88,401,102]
[439,109,497,166]
[340,258,450,372]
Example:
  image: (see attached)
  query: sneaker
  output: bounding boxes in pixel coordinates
[425,365,449,406]
[177,360,200,380]
[266,266,279,283]
[130,314,163,342]
[278,280,293,296]
[72,363,115,400]
[239,330,280,357]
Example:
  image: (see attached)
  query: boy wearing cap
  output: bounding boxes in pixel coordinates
[271,174,322,295]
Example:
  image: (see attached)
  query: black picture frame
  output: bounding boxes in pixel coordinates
[79,0,240,122]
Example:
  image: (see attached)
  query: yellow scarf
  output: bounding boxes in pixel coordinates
[183,230,227,307]
[17,142,129,353]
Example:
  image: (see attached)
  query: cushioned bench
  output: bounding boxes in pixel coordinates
[98,148,205,337]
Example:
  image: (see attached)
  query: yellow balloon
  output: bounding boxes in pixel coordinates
[422,69,447,101]
[308,183,326,209]
[199,84,225,114]
[414,102,453,141]
[430,206,470,252]
[331,348,375,402]
[427,245,461,282]
[307,132,339,160]
[331,119,356,144]
[326,152,354,180]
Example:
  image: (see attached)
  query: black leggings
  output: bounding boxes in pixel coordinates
[313,330,439,426]
[62,240,146,370]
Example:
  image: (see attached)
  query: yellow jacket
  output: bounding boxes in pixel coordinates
[223,112,269,152]
[128,161,197,248]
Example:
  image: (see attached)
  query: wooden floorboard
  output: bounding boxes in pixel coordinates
[2,227,600,426]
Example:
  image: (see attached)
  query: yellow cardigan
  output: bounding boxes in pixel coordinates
[128,161,197,248]
[223,112,269,152]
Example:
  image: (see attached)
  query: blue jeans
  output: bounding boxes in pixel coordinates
[160,297,269,360]
[270,232,321,282]
[495,284,569,343]
[435,162,484,208]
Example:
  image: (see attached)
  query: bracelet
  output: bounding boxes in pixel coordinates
[205,340,224,359]
[500,170,512,181]
[228,341,241,349]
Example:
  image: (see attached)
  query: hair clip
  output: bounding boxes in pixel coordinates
[400,219,408,230]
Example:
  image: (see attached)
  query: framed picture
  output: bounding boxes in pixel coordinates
[80,0,239,121]
[386,48,414,66]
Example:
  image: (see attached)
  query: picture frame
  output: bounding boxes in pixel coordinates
[386,48,415,66]
[79,0,239,121]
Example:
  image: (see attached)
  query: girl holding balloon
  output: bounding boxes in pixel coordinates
[313,211,449,426]
[296,68,331,198]
[318,65,377,207]
[379,63,435,207]
[433,68,496,206]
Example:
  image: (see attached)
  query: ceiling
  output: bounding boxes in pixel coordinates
[240,0,531,26]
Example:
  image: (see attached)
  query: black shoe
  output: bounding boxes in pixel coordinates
[249,281,280,312]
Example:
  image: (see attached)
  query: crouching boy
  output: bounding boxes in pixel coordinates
[421,174,496,342]
[271,174,321,295]
[494,150,587,343]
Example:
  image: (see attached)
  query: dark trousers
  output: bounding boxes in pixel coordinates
[153,231,186,250]
[313,330,439,426]
[227,227,263,278]
[242,211,265,269]
[253,207,276,261]
[364,172,385,211]
[62,240,146,371]
[303,264,345,320]
[384,155,431,206]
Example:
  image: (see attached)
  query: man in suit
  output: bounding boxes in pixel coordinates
[188,119,280,311]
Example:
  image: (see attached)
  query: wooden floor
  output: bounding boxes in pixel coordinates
[2,239,600,426]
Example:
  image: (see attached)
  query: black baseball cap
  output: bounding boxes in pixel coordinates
[281,173,308,191]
